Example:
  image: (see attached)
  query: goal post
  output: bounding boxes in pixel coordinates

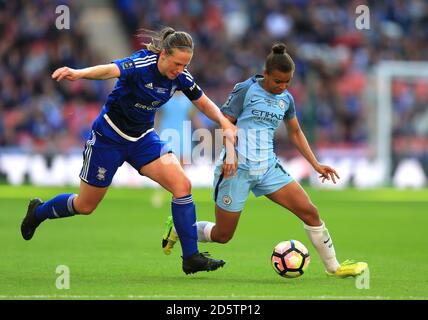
[375,61,428,186]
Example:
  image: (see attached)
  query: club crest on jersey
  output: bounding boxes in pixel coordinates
[121,61,134,70]
[96,167,107,181]
[279,99,285,109]
[222,195,232,206]
[145,83,153,90]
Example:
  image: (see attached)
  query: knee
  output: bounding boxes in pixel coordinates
[172,176,192,198]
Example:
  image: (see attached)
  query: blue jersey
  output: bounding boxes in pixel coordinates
[94,49,203,142]
[220,75,296,171]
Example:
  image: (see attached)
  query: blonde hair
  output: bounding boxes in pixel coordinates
[138,27,194,55]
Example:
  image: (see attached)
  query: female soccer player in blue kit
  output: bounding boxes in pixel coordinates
[21,27,237,275]
[163,43,368,277]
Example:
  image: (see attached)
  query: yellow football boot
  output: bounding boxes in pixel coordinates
[327,259,368,278]
[162,216,178,255]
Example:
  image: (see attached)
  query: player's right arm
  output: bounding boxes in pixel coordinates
[51,63,120,82]
[222,113,237,124]
[218,81,249,178]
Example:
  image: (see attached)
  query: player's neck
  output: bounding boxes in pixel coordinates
[260,79,274,95]
[260,79,267,92]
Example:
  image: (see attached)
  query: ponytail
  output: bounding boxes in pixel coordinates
[137,27,194,55]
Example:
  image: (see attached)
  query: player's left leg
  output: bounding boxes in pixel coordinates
[259,162,367,277]
[162,165,250,252]
[265,181,341,273]
[137,149,225,274]
[140,153,197,257]
[266,182,367,277]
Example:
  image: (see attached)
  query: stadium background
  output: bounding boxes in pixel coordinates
[1,0,428,300]
[1,0,428,188]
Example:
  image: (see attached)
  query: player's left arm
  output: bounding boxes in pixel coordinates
[285,117,340,184]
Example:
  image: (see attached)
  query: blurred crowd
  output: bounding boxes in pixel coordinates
[0,0,110,154]
[1,0,428,161]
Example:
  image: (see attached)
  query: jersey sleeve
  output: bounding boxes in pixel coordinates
[220,82,249,119]
[112,56,137,80]
[284,94,296,121]
[178,69,203,101]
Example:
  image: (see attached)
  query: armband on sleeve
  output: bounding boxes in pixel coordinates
[182,82,203,101]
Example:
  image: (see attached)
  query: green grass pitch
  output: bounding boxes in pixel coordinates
[1,185,427,300]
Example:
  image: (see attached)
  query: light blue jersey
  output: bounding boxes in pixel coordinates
[213,75,296,212]
[220,75,295,172]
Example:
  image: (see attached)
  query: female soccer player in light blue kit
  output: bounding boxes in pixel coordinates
[21,27,237,275]
[163,43,368,277]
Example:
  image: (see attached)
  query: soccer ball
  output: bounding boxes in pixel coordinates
[271,240,310,278]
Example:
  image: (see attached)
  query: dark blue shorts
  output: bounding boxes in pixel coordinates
[79,129,172,187]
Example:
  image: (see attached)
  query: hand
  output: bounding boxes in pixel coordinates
[220,119,237,178]
[221,119,237,146]
[221,149,238,179]
[314,164,340,184]
[51,67,82,82]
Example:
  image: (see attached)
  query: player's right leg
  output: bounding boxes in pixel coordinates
[162,204,241,254]
[21,130,120,240]
[21,180,108,240]
[162,215,178,255]
[162,165,248,253]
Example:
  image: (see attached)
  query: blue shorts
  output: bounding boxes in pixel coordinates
[79,129,172,187]
[213,160,294,212]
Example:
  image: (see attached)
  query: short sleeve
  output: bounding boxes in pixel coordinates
[220,82,249,119]
[112,57,137,80]
[178,69,203,101]
[284,94,296,121]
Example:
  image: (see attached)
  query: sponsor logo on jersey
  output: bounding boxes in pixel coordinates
[134,101,162,111]
[134,103,156,111]
[251,109,284,120]
[155,87,167,94]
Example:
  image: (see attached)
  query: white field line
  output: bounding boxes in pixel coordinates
[0,294,427,300]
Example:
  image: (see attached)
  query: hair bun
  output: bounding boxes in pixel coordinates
[272,43,286,55]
